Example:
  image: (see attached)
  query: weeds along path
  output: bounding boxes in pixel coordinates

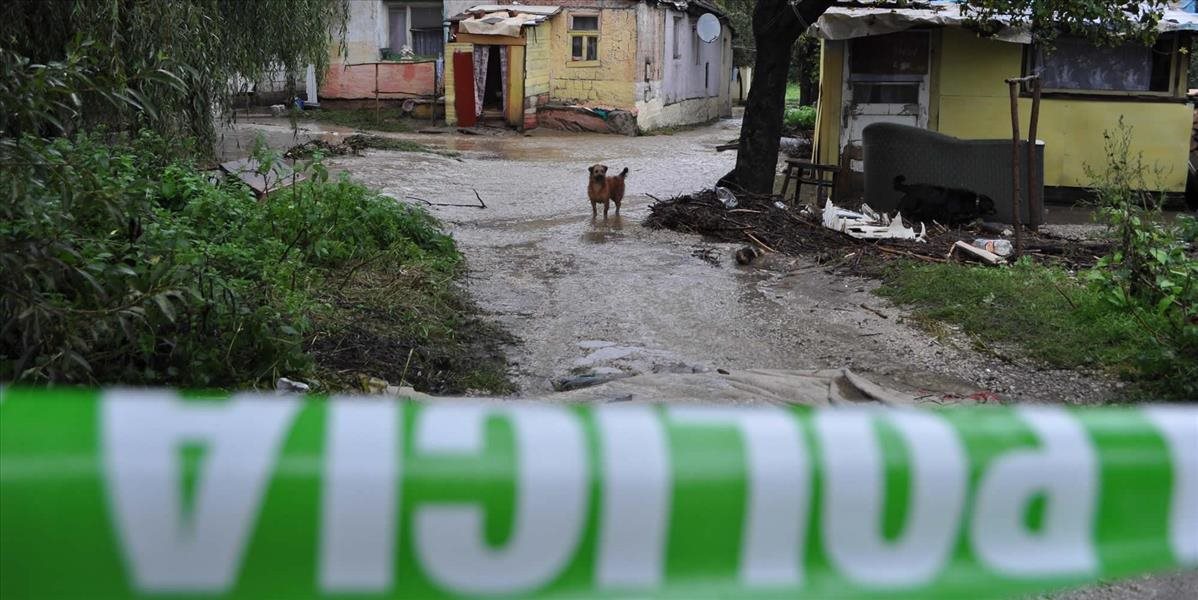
[232,117,1119,403]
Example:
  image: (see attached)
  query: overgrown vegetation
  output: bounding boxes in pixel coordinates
[300,107,416,133]
[0,134,509,392]
[879,121,1197,400]
[0,0,346,150]
[1,3,512,393]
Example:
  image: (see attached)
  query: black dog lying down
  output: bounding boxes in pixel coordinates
[894,175,997,225]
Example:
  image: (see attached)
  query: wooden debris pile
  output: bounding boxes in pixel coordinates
[644,190,1111,270]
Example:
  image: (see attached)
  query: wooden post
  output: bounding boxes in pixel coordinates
[1025,77,1042,231]
[374,62,380,124]
[1005,79,1024,258]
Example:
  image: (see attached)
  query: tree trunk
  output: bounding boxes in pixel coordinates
[720,0,835,195]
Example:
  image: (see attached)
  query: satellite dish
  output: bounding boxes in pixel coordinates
[696,13,721,44]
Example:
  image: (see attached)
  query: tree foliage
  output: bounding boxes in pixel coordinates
[0,0,346,149]
[962,0,1169,45]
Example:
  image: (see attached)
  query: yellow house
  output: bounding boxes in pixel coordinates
[810,2,1196,197]
[443,1,734,133]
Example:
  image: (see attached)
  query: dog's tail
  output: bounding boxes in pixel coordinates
[893,175,908,192]
[619,167,629,179]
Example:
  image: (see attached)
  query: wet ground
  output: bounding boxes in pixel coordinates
[226,115,1194,598]
[227,115,1121,403]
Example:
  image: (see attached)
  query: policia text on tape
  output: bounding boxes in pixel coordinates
[1,389,1195,598]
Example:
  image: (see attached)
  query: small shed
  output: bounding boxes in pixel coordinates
[445,6,560,129]
[809,1,1197,199]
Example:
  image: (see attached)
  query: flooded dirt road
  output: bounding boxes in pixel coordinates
[231,116,1115,402]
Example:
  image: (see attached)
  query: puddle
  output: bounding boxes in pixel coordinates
[581,215,626,243]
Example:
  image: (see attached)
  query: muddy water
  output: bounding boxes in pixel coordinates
[229,117,1117,402]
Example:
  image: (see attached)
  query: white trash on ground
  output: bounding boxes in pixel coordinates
[822,199,926,242]
[715,186,738,208]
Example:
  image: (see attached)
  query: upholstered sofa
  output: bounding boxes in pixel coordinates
[862,123,1045,226]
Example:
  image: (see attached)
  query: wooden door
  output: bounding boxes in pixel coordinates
[453,50,476,127]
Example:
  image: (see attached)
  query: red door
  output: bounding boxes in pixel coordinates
[453,51,476,127]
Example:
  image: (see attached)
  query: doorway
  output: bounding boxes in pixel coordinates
[840,31,931,174]
[483,45,504,111]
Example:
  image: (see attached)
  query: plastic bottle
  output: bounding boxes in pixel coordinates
[973,238,1013,256]
[715,186,738,209]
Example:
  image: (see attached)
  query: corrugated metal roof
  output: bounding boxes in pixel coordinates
[811,1,1198,42]
[448,5,560,23]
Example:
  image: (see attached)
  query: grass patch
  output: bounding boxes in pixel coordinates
[785,82,801,104]
[302,107,415,133]
[876,261,1194,399]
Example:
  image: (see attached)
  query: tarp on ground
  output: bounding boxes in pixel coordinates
[548,367,918,406]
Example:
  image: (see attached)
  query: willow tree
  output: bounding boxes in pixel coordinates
[722,0,1171,195]
[0,0,346,148]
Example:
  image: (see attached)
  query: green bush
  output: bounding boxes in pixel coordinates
[1083,120,1197,398]
[0,131,458,388]
[784,106,816,130]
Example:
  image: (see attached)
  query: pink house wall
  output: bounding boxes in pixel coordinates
[320,61,436,100]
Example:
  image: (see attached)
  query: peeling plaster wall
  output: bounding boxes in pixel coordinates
[337,0,389,64]
[322,61,437,99]
[635,5,732,130]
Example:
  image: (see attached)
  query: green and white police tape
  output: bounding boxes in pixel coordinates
[0,388,1194,599]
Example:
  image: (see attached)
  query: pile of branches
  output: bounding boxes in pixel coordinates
[284,135,409,159]
[284,138,354,159]
[644,190,1111,270]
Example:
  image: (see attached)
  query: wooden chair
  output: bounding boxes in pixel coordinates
[779,158,840,207]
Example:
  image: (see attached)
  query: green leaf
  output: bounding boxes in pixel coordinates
[153,293,176,323]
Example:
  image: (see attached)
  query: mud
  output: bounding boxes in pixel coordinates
[226,116,1127,403]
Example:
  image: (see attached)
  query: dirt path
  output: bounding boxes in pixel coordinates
[226,117,1195,597]
[231,117,1116,403]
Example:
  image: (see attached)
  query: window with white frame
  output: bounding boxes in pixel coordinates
[387,3,443,59]
[570,12,599,62]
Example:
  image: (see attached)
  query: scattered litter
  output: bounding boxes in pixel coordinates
[949,241,1004,265]
[358,374,390,394]
[552,371,633,391]
[774,201,788,210]
[275,377,310,394]
[691,246,722,267]
[269,104,287,116]
[715,186,738,209]
[822,200,926,242]
[735,246,763,265]
[973,238,1013,257]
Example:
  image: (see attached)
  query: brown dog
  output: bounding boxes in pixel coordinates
[587,164,628,218]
